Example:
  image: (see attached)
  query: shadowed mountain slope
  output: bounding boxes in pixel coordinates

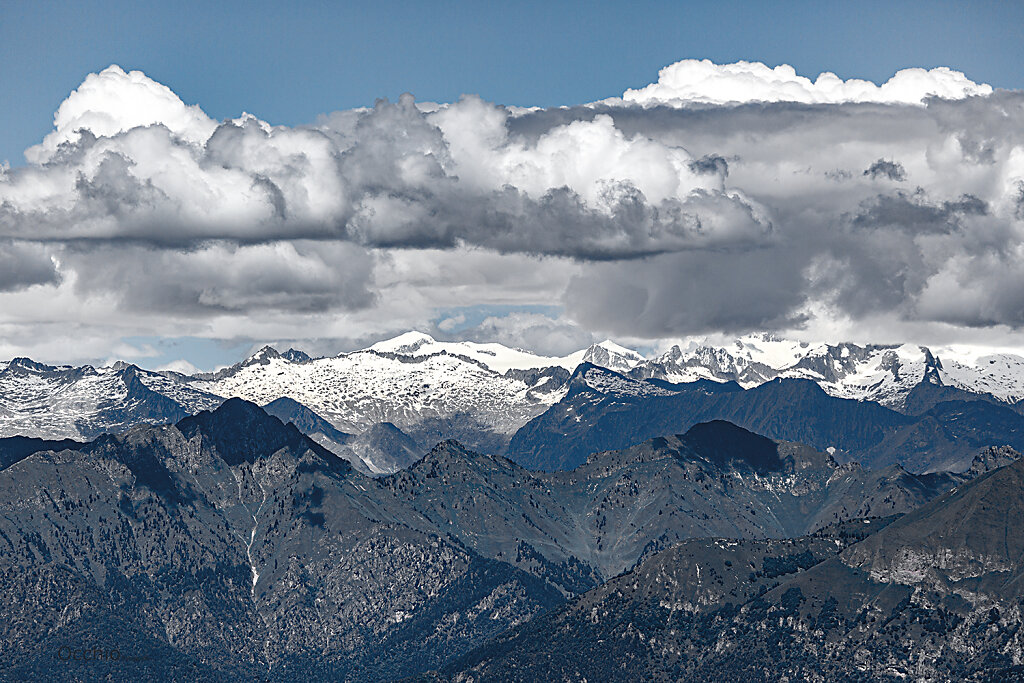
[442,456,1024,682]
[508,364,1024,473]
[0,401,561,681]
[0,399,1011,680]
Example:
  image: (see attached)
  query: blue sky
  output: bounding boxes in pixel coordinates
[3,0,1023,165]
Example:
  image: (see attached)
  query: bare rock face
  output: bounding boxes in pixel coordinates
[445,458,1024,681]
[0,395,1017,680]
[0,401,562,681]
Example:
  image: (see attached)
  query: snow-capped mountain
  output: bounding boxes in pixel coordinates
[363,330,639,374]
[0,337,575,469]
[630,334,1024,409]
[580,340,645,373]
[184,335,654,452]
[0,358,221,440]
[3,331,1024,471]
[188,341,570,447]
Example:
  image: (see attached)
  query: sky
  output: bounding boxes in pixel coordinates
[1,1,1024,370]
[5,0,1023,166]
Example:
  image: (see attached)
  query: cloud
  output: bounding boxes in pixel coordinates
[0,241,60,291]
[26,65,217,164]
[64,240,376,315]
[565,248,809,338]
[156,359,200,374]
[444,311,597,357]
[863,159,906,181]
[2,77,769,259]
[2,60,1024,365]
[436,313,466,332]
[915,246,1024,328]
[617,59,992,107]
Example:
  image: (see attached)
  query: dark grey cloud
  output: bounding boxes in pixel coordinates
[565,248,808,338]
[64,241,375,316]
[688,154,729,176]
[0,242,60,291]
[852,191,988,234]
[863,159,906,181]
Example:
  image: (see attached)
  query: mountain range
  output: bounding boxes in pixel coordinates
[4,332,1024,477]
[443,452,1024,681]
[0,398,1015,680]
[510,362,1024,473]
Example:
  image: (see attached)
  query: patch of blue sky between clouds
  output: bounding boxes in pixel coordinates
[116,336,254,374]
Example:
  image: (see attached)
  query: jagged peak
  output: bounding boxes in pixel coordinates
[280,348,312,363]
[591,339,644,358]
[581,341,645,374]
[967,445,1020,477]
[922,346,944,385]
[236,345,312,366]
[568,361,610,380]
[7,357,59,372]
[568,362,677,399]
[245,345,281,364]
[567,361,622,388]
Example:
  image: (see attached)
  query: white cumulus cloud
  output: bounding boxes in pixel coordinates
[618,59,992,107]
[26,65,218,164]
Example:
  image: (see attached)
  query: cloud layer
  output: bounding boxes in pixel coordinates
[1,60,1022,364]
[618,60,993,106]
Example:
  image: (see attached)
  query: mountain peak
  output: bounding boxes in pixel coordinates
[404,439,523,479]
[177,398,332,467]
[368,331,437,355]
[6,357,58,373]
[582,340,644,373]
[426,439,471,457]
[568,362,677,399]
[186,396,271,426]
[680,420,784,473]
[595,339,643,357]
[240,345,311,366]
[280,348,311,363]
[262,397,350,444]
[245,345,281,364]
[922,347,943,384]
[967,445,1020,477]
[566,361,619,391]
